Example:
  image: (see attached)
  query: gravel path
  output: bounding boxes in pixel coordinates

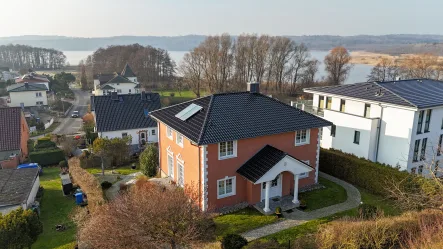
[241,172,361,241]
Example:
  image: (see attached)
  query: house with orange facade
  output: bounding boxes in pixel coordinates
[150,83,332,213]
[0,107,29,169]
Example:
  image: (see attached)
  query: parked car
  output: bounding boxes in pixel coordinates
[71,111,79,118]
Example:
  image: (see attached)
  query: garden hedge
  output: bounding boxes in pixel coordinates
[30,149,65,166]
[319,149,410,196]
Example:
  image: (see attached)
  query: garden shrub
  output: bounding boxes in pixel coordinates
[169,92,175,97]
[358,204,383,220]
[30,149,65,166]
[59,160,68,168]
[140,144,159,177]
[319,149,410,196]
[221,234,248,249]
[0,208,43,249]
[101,181,113,189]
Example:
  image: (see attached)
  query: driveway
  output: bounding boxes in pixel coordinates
[52,89,90,135]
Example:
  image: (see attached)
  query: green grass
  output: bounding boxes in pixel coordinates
[33,167,77,249]
[86,164,140,175]
[214,207,279,240]
[255,187,402,246]
[153,90,207,106]
[299,177,347,211]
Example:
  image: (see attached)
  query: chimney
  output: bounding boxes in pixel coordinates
[247,82,260,93]
[141,91,146,101]
[111,91,118,100]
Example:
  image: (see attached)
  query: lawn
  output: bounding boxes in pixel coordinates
[298,177,347,211]
[214,207,279,240]
[33,167,77,249]
[86,164,141,175]
[153,90,207,106]
[256,187,401,246]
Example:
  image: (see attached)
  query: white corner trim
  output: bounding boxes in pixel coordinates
[315,128,320,183]
[176,153,184,164]
[201,145,208,211]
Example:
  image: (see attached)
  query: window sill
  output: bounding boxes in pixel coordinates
[424,131,430,133]
[167,136,173,140]
[219,155,236,160]
[295,142,310,147]
[217,193,235,199]
[176,143,184,148]
[353,142,359,145]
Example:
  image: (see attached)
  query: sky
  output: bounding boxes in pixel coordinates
[2,0,442,37]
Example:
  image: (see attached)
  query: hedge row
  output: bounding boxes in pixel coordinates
[319,149,410,196]
[29,149,65,166]
[69,157,105,214]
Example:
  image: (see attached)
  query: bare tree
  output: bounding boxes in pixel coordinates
[179,48,205,97]
[287,43,311,94]
[79,179,215,249]
[367,58,400,82]
[324,46,353,85]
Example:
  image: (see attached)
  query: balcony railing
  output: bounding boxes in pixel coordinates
[291,100,324,117]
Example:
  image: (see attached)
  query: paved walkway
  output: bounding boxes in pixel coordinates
[104,172,143,200]
[241,172,361,241]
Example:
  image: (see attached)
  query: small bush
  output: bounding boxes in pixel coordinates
[140,144,159,177]
[34,137,57,150]
[275,207,282,214]
[221,234,248,249]
[0,208,43,249]
[358,204,382,220]
[101,181,113,189]
[59,160,68,168]
[169,92,175,97]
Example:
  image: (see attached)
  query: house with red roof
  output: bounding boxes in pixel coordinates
[0,107,29,169]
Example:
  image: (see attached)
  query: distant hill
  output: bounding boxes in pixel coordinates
[2,34,443,54]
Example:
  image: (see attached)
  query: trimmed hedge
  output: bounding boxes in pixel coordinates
[30,149,65,166]
[320,149,410,197]
[34,137,57,150]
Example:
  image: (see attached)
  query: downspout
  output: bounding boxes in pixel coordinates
[375,105,384,162]
[198,145,201,209]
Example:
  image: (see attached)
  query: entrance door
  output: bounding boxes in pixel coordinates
[261,174,282,200]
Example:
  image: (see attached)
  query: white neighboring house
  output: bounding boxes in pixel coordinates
[93,63,140,96]
[7,83,48,107]
[15,72,50,90]
[0,168,40,215]
[304,79,443,177]
[91,92,161,154]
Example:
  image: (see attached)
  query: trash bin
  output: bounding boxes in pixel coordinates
[75,192,83,205]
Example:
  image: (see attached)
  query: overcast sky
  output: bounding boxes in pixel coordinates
[2,0,440,37]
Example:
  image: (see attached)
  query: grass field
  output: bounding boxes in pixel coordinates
[214,207,279,240]
[299,177,347,211]
[33,167,77,249]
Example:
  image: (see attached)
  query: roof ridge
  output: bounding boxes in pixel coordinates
[305,82,371,91]
[373,81,417,108]
[149,94,211,115]
[197,95,215,145]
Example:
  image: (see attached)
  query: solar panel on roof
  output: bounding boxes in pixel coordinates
[175,103,202,121]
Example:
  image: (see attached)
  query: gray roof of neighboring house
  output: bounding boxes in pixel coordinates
[0,107,22,152]
[106,75,135,84]
[94,74,115,84]
[121,63,136,78]
[305,79,443,109]
[100,85,115,90]
[7,83,47,92]
[0,168,39,207]
[91,93,161,132]
[237,145,311,183]
[150,92,332,145]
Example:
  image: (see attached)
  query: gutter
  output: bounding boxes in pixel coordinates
[375,105,384,162]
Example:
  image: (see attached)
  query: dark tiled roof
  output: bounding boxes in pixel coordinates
[94,74,115,84]
[237,145,310,183]
[0,107,22,152]
[106,75,135,84]
[92,93,161,132]
[100,85,115,90]
[150,92,332,145]
[121,63,136,78]
[305,79,443,109]
[378,79,443,108]
[7,83,47,92]
[0,168,39,206]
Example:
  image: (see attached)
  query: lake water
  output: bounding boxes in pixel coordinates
[64,50,372,84]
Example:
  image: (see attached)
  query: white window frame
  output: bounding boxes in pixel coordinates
[151,129,156,136]
[218,141,237,160]
[122,132,128,138]
[166,126,173,140]
[167,151,174,178]
[176,133,184,147]
[295,129,310,146]
[177,161,184,187]
[217,176,236,199]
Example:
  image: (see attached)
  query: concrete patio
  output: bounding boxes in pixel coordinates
[254,195,299,215]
